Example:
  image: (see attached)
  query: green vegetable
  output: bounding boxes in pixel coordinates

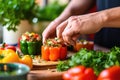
[0,0,67,31]
[35,1,67,21]
[20,41,28,55]
[20,41,42,55]
[0,0,35,31]
[57,47,120,75]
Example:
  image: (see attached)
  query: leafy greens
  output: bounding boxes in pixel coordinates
[57,46,120,75]
[0,0,66,31]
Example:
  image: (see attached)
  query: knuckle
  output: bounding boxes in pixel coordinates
[56,26,61,31]
[69,16,75,20]
[62,31,69,37]
[62,32,65,37]
[69,16,77,20]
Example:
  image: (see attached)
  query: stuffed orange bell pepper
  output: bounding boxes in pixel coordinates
[41,38,67,61]
[74,40,94,52]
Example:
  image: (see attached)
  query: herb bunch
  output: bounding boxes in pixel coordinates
[0,0,66,31]
[0,0,37,31]
[57,46,120,75]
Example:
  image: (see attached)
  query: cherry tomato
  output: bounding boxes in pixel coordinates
[5,45,16,51]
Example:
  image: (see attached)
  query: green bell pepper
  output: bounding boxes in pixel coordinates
[20,40,42,55]
[20,41,28,55]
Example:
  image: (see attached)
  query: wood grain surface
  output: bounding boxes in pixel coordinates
[27,51,74,80]
[27,69,64,80]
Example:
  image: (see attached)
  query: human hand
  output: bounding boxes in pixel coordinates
[56,12,105,45]
[42,19,62,44]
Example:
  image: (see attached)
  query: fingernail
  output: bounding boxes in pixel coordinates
[42,38,45,44]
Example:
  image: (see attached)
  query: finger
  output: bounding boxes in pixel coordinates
[62,20,80,46]
[62,28,76,46]
[56,20,68,39]
[42,30,49,44]
[42,37,46,44]
[72,34,80,41]
[42,20,58,44]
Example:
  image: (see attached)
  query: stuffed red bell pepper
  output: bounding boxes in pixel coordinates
[41,38,67,61]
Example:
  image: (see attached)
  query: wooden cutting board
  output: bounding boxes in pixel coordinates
[27,57,65,80]
[27,51,75,80]
[28,69,65,80]
[32,51,74,70]
[32,56,60,70]
[28,60,64,80]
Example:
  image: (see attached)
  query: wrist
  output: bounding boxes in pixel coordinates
[53,17,67,24]
[99,11,109,28]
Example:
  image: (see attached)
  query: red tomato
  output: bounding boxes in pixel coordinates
[98,66,120,80]
[63,66,97,80]
[5,45,16,51]
[0,43,16,51]
[0,47,4,50]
